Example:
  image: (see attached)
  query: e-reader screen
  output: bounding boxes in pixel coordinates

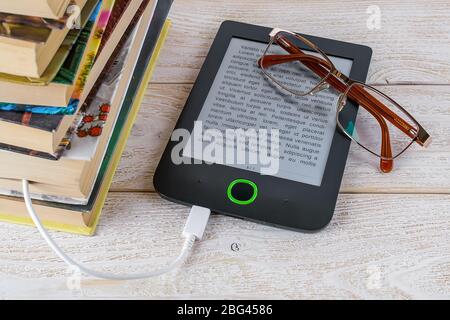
[183,37,353,187]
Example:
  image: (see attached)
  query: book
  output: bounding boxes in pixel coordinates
[0,0,137,108]
[0,1,98,110]
[0,0,115,115]
[0,0,87,78]
[0,17,140,205]
[0,0,100,107]
[0,0,98,86]
[0,18,172,236]
[0,0,148,156]
[0,0,112,155]
[0,0,159,201]
[0,0,72,20]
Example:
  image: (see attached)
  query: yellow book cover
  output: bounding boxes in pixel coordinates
[0,20,171,236]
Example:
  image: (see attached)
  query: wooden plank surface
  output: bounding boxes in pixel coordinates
[1,193,449,299]
[1,0,450,299]
[153,0,450,85]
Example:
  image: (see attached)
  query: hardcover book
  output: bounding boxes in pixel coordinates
[0,0,139,109]
[0,0,96,86]
[0,0,149,156]
[0,0,99,108]
[0,0,116,156]
[0,0,88,78]
[0,0,99,107]
[0,0,114,114]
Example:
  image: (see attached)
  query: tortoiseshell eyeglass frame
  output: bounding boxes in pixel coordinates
[258,28,431,173]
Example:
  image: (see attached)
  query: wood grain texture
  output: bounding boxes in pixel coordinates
[1,0,449,300]
[0,193,448,299]
[111,84,450,193]
[152,0,450,85]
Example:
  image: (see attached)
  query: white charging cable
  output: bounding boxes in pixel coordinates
[22,179,211,280]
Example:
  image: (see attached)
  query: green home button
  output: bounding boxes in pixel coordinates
[227,179,258,205]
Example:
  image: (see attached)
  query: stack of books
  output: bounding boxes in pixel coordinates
[0,0,173,235]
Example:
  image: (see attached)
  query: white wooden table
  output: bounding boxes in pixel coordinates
[1,0,449,299]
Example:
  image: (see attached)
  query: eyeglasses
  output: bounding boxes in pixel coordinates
[258,29,431,173]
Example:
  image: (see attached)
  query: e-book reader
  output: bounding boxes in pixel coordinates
[154,21,372,231]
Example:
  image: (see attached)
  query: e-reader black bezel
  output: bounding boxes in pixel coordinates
[154,20,372,231]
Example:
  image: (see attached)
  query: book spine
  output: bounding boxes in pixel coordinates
[49,0,116,158]
[73,0,116,100]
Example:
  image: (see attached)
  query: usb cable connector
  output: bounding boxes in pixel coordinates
[183,206,211,240]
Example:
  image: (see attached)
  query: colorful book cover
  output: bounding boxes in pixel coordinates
[0,0,135,116]
[0,0,136,115]
[0,0,136,113]
[0,1,104,160]
[0,0,116,114]
[0,16,172,236]
[0,0,116,160]
[53,15,97,85]
[77,0,147,112]
[76,26,135,140]
[0,0,151,161]
[0,0,97,86]
[0,6,98,113]
[96,0,133,57]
